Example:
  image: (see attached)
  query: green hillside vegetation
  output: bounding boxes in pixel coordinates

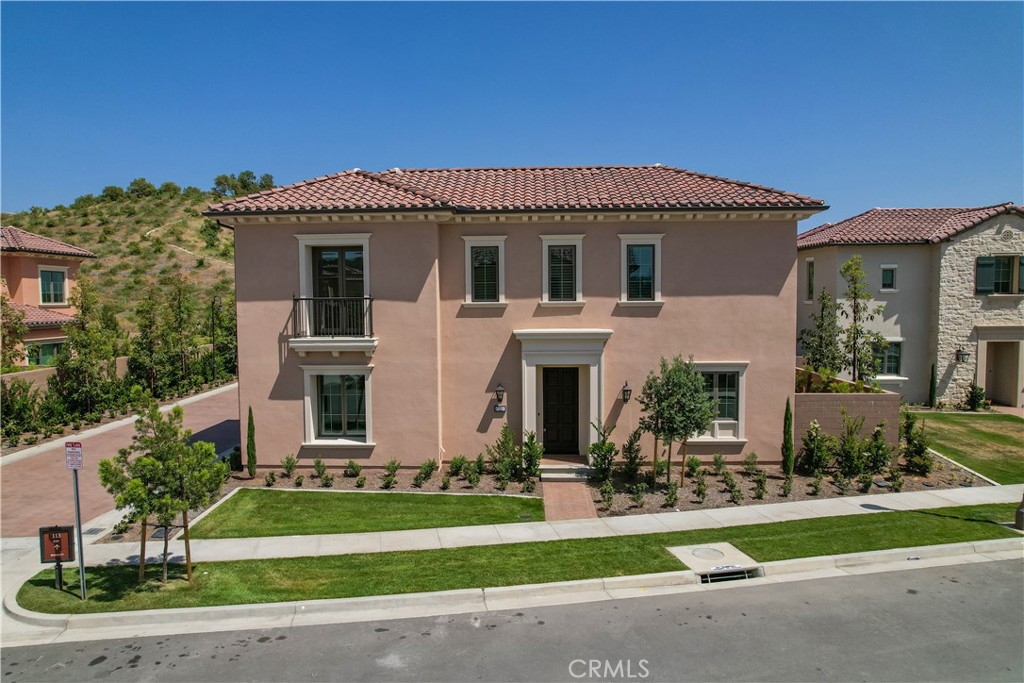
[1,172,271,328]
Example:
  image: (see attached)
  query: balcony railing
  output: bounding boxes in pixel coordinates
[292,297,374,338]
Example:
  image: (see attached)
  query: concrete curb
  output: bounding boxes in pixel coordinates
[6,537,1020,642]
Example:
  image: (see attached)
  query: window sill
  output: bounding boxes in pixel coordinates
[689,437,748,445]
[802,300,814,305]
[461,301,508,309]
[985,293,1024,298]
[616,300,665,307]
[38,302,68,308]
[539,300,586,307]
[301,440,375,449]
[879,289,899,294]
[289,337,378,357]
[875,375,909,382]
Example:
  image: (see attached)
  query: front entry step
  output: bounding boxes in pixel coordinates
[540,463,594,482]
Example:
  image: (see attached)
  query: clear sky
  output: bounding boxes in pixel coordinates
[2,2,1021,229]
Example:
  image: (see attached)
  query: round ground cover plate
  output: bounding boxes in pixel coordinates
[691,547,725,560]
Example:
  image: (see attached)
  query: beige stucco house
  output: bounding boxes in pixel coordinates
[797,203,1024,407]
[1,226,95,366]
[206,166,826,469]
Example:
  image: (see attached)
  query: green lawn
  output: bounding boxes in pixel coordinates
[915,412,1024,484]
[19,503,1019,615]
[189,489,545,539]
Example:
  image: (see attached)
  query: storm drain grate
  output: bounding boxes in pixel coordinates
[698,565,765,584]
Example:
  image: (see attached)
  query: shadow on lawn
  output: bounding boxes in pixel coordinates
[30,564,190,604]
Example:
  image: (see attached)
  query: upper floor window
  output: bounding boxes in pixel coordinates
[619,234,663,303]
[39,268,67,305]
[881,265,897,291]
[976,255,1023,294]
[805,258,815,302]
[540,235,584,304]
[462,236,506,305]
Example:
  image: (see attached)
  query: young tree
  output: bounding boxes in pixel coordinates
[1,277,28,370]
[173,435,226,582]
[798,288,844,375]
[246,406,257,478]
[160,274,200,393]
[781,398,795,476]
[839,255,887,382]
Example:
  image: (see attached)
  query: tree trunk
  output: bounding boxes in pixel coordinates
[161,527,169,583]
[680,440,688,484]
[665,439,672,484]
[138,519,147,583]
[183,509,193,582]
[652,436,659,480]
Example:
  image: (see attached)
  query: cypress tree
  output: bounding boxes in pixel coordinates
[782,398,795,476]
[246,406,257,478]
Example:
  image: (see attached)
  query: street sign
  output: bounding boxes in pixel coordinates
[65,442,83,470]
[39,526,75,564]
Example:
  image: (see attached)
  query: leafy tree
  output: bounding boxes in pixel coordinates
[1,277,28,370]
[160,274,201,392]
[158,181,181,197]
[101,185,126,202]
[211,171,275,198]
[247,406,257,478]
[781,398,794,476]
[839,255,887,382]
[172,432,226,582]
[798,288,844,375]
[126,178,157,199]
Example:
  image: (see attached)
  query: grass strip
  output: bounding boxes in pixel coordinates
[914,412,1024,484]
[19,503,1019,615]
[190,489,545,539]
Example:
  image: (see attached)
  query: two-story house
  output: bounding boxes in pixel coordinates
[797,203,1024,408]
[206,166,826,468]
[1,226,95,366]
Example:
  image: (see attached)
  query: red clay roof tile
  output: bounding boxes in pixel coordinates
[9,302,77,329]
[0,226,95,259]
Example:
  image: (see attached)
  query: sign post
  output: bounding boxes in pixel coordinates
[39,526,75,590]
[65,442,87,600]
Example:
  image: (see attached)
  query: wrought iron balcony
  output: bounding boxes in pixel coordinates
[289,297,377,357]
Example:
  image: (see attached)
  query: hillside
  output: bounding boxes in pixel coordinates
[1,181,238,329]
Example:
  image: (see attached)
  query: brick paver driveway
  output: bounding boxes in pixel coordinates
[0,386,240,538]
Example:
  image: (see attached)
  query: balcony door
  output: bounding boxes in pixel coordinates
[314,247,365,335]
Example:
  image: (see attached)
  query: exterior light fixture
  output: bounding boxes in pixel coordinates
[955,346,970,363]
[622,381,632,403]
[494,384,505,403]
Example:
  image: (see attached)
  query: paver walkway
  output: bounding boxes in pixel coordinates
[0,384,240,538]
[71,483,1024,568]
[542,481,598,520]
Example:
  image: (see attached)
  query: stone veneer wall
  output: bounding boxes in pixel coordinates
[936,214,1024,405]
[793,391,901,448]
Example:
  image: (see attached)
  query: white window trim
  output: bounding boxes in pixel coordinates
[880,264,899,293]
[875,336,907,381]
[37,265,69,307]
[689,361,748,444]
[619,234,664,304]
[300,364,374,448]
[295,234,371,300]
[462,236,507,306]
[540,234,585,305]
[803,258,815,304]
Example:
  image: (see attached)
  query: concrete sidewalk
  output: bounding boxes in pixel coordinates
[71,483,1024,568]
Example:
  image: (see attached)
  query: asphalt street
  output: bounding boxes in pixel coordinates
[2,559,1021,683]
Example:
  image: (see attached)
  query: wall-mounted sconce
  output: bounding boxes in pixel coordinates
[494,383,505,403]
[955,346,971,363]
[621,381,632,403]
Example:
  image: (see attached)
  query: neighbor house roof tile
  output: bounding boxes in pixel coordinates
[797,203,1023,249]
[0,226,95,259]
[206,165,825,215]
[9,302,77,329]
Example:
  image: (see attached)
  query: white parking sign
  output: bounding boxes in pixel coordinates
[65,442,83,470]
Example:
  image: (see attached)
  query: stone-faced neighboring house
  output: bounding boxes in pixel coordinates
[797,203,1024,407]
[206,165,826,468]
[1,226,95,366]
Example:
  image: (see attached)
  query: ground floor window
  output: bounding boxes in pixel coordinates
[874,341,902,376]
[301,364,372,445]
[703,371,739,420]
[27,342,62,366]
[693,363,747,442]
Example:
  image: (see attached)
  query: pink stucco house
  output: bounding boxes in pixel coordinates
[1,226,95,366]
[205,166,826,469]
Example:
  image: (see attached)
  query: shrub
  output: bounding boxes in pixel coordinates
[112,517,132,535]
[355,475,366,489]
[417,460,438,482]
[858,472,873,493]
[628,482,648,507]
[753,471,767,500]
[521,478,536,493]
[384,459,401,476]
[588,420,618,483]
[620,427,644,480]
[864,423,892,475]
[963,382,986,411]
[440,475,451,491]
[475,453,486,477]
[836,412,867,478]
[600,480,615,509]
[343,460,362,478]
[833,473,850,495]
[742,452,760,476]
[901,411,933,475]
[448,455,468,478]
[685,456,701,479]
[465,463,481,489]
[264,471,277,487]
[654,459,668,479]
[665,481,679,507]
[485,424,519,478]
[781,473,793,498]
[888,466,904,492]
[729,486,744,504]
[320,473,335,488]
[294,475,304,488]
[712,453,726,476]
[810,472,824,496]
[412,473,426,488]
[380,473,396,490]
[312,458,327,479]
[522,431,543,479]
[797,421,836,475]
[694,469,707,503]
[281,455,297,478]
[228,447,242,471]
[722,469,737,489]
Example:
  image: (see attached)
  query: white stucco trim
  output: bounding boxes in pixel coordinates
[618,234,664,303]
[513,329,612,457]
[689,361,748,443]
[294,233,372,299]
[288,337,378,357]
[462,236,507,304]
[540,234,585,303]
[300,364,374,447]
[37,265,69,307]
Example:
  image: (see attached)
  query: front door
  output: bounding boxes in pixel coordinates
[543,367,579,454]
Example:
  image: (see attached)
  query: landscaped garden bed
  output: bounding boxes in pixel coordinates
[906,411,1024,484]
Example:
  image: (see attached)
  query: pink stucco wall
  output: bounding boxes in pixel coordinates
[233,216,797,468]
[1,253,81,316]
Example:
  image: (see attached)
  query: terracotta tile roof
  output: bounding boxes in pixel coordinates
[798,203,1023,249]
[9,302,77,329]
[0,226,95,259]
[206,165,825,215]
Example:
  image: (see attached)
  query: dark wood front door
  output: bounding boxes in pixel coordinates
[543,367,579,454]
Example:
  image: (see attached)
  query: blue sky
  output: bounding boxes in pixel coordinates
[2,2,1021,229]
